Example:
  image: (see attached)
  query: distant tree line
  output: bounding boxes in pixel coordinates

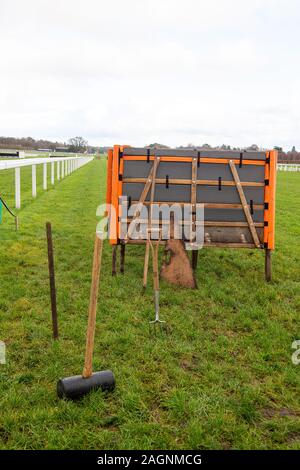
[275,147,300,163]
[0,136,96,154]
[0,136,65,150]
[146,143,300,163]
[147,143,263,152]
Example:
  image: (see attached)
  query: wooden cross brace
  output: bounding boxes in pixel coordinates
[229,160,261,248]
[124,157,160,242]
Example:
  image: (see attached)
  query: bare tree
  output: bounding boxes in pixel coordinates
[68,136,88,153]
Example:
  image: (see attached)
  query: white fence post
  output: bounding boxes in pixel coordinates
[43,163,47,190]
[51,161,55,185]
[57,161,60,180]
[15,167,21,209]
[277,163,300,172]
[32,164,37,198]
[1,156,92,210]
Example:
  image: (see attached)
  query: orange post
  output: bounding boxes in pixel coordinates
[263,151,270,246]
[109,145,120,245]
[267,150,277,250]
[106,148,113,214]
[117,146,125,242]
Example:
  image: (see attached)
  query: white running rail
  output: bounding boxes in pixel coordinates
[277,163,300,172]
[0,156,93,209]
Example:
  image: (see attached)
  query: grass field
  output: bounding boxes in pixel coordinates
[0,159,299,450]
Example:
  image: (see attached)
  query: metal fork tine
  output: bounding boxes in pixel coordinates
[147,229,167,335]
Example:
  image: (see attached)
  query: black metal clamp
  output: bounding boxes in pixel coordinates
[239,152,243,168]
[250,199,254,215]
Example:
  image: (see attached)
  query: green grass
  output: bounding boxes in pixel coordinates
[0,160,299,450]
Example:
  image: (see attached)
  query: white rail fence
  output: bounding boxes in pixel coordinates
[277,163,300,172]
[0,156,93,209]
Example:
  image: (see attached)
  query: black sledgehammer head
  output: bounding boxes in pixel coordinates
[57,370,115,400]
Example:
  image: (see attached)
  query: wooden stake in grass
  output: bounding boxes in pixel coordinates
[265,248,272,282]
[112,245,117,276]
[82,234,103,378]
[120,243,125,274]
[46,222,58,340]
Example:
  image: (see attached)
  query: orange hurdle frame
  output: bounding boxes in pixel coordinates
[106,145,277,281]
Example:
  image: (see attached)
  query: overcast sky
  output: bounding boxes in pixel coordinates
[0,0,299,149]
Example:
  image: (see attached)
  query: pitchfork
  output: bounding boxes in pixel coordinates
[148,229,166,334]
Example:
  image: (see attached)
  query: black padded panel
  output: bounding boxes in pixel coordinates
[123,161,192,179]
[197,163,265,182]
[204,209,264,223]
[197,186,264,204]
[157,162,191,179]
[123,160,264,182]
[123,161,153,178]
[123,183,191,202]
[121,148,266,239]
[123,182,264,205]
[123,147,266,160]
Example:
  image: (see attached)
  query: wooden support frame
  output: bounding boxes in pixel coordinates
[125,239,256,248]
[123,177,264,187]
[229,160,261,248]
[124,160,158,242]
[123,155,265,166]
[133,201,264,210]
[143,157,160,289]
[123,219,264,228]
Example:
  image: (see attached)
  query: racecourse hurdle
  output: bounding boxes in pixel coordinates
[0,156,93,209]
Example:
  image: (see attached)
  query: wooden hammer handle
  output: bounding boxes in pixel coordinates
[149,233,160,292]
[152,240,160,292]
[82,234,103,378]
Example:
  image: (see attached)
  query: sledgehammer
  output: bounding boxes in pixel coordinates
[57,233,115,399]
